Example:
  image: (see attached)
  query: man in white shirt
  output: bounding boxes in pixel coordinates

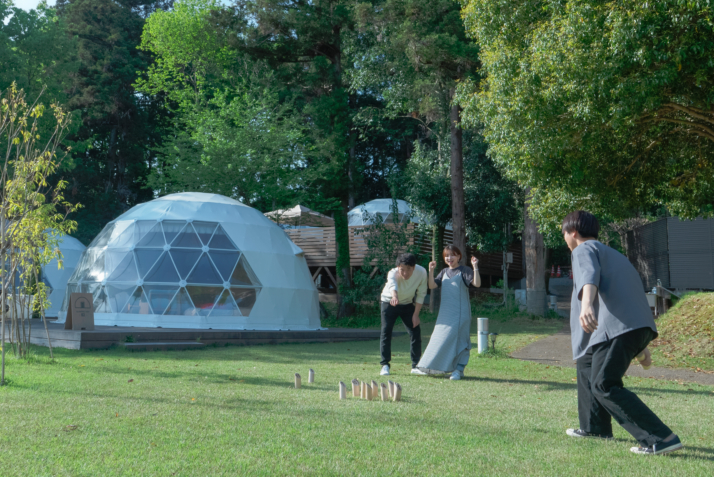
[379,253,428,376]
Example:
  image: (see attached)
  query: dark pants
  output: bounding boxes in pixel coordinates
[577,327,672,446]
[380,301,422,367]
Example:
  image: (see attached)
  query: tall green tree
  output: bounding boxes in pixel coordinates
[216,0,359,316]
[352,0,480,259]
[459,0,714,239]
[57,0,169,244]
[137,0,306,209]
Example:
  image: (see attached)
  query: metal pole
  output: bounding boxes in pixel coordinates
[477,317,489,353]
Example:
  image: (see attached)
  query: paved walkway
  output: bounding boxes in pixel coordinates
[511,322,714,386]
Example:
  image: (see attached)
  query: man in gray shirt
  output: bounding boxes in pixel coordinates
[563,211,682,456]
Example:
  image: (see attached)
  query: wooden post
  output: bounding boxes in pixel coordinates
[360,381,366,399]
[393,383,402,402]
[365,383,372,401]
[352,379,360,397]
[388,380,395,398]
[308,369,315,383]
[380,383,388,401]
[339,381,346,400]
[371,380,378,397]
[295,373,301,389]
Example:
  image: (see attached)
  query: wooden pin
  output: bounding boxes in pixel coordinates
[393,383,402,402]
[366,383,372,401]
[295,373,301,389]
[360,381,365,399]
[388,380,395,398]
[308,368,315,383]
[371,380,379,397]
[380,383,388,401]
[339,381,346,400]
[352,379,360,397]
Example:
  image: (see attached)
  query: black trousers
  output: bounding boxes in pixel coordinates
[380,301,422,367]
[577,327,672,446]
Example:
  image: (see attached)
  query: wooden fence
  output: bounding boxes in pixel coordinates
[284,225,524,289]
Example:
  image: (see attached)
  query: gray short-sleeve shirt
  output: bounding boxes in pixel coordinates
[570,240,657,360]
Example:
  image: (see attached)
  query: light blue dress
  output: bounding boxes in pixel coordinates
[416,271,471,374]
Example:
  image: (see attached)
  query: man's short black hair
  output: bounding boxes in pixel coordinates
[395,253,417,268]
[562,210,600,239]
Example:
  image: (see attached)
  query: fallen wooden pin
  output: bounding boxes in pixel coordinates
[295,373,301,389]
[388,380,395,398]
[352,379,360,397]
[380,383,388,401]
[339,381,346,400]
[393,383,402,402]
[308,368,315,383]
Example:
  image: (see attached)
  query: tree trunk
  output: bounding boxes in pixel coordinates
[1,216,5,385]
[430,224,445,313]
[525,188,547,316]
[334,201,354,318]
[449,99,467,265]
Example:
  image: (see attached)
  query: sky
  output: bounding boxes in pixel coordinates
[13,0,56,10]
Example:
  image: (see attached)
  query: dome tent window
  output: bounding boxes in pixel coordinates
[63,220,262,318]
[56,192,320,330]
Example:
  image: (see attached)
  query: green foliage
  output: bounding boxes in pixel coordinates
[0,84,79,373]
[459,0,714,240]
[138,0,307,206]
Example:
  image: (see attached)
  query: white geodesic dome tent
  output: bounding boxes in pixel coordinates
[57,192,320,330]
[41,235,86,318]
[347,199,417,226]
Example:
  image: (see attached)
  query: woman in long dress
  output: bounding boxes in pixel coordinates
[415,245,480,380]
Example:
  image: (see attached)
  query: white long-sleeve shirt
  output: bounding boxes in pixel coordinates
[380,265,428,305]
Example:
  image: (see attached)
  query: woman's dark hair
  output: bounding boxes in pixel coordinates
[442,245,462,259]
[562,210,599,239]
[395,253,417,267]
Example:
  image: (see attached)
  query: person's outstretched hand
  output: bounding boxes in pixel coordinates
[471,256,479,268]
[390,291,399,306]
[428,261,437,272]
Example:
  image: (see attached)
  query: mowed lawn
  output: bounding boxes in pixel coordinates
[1,317,713,476]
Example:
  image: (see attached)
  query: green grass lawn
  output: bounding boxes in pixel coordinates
[1,316,713,476]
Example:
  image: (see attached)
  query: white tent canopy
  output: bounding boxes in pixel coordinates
[348,199,417,226]
[42,235,86,318]
[57,192,320,330]
[264,205,334,227]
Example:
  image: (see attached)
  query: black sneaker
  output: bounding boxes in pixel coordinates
[630,435,683,455]
[566,428,613,439]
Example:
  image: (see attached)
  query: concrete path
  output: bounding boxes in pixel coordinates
[511,322,714,386]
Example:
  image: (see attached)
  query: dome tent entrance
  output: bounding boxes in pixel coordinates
[58,193,320,330]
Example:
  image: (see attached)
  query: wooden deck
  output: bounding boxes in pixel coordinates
[285,225,524,289]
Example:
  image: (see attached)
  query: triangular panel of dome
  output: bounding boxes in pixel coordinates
[170,249,202,279]
[186,286,223,316]
[230,255,261,287]
[81,249,107,283]
[124,286,153,314]
[210,289,240,316]
[144,252,180,283]
[192,221,217,245]
[88,223,116,249]
[230,287,259,316]
[135,249,163,278]
[107,253,139,282]
[109,222,136,249]
[133,220,159,245]
[107,283,138,313]
[136,223,166,248]
[164,287,195,316]
[187,253,222,285]
[208,250,240,282]
[208,225,237,250]
[171,223,202,248]
[161,220,186,245]
[143,285,179,315]
[92,286,111,313]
